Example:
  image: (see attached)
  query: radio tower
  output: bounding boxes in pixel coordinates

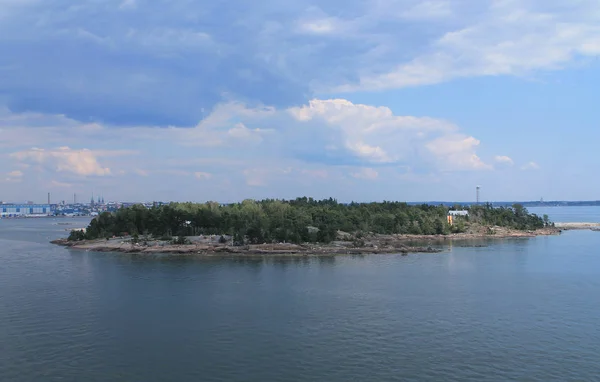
[476,186,481,205]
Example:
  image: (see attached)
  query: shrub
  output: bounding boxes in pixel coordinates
[68,230,87,241]
[171,236,190,245]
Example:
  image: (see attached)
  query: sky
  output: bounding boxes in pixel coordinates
[1,0,600,203]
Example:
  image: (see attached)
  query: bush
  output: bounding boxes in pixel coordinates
[68,230,87,241]
[171,236,190,245]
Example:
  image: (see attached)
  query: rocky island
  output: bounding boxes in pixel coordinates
[53,198,559,256]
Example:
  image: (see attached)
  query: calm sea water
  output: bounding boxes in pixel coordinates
[2,210,600,381]
[529,206,600,223]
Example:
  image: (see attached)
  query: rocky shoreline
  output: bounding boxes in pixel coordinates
[554,222,600,231]
[51,226,561,256]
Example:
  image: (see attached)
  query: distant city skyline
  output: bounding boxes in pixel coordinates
[1,1,600,201]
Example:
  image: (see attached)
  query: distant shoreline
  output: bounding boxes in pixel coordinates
[51,227,561,256]
[554,222,600,231]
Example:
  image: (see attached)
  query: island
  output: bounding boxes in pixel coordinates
[52,198,560,256]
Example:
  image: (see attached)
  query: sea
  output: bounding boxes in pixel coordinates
[1,207,600,381]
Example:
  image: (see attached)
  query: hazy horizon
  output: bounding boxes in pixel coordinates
[2,1,599,202]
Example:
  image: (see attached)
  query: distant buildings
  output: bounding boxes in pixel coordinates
[0,204,52,218]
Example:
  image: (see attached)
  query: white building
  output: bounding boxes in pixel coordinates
[0,204,52,217]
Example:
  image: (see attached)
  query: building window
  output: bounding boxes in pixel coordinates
[30,208,34,214]
[16,208,20,213]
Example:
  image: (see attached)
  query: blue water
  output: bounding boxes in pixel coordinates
[2,212,600,381]
[529,206,600,223]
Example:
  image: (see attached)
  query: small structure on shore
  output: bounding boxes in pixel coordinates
[447,210,468,226]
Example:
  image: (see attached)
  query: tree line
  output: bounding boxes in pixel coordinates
[70,198,549,244]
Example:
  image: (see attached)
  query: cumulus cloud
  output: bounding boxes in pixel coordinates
[289,99,489,170]
[2,98,493,178]
[494,155,514,166]
[0,97,529,201]
[10,147,119,176]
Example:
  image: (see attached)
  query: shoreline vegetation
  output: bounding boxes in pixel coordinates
[53,198,559,256]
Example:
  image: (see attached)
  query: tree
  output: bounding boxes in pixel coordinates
[77,198,550,243]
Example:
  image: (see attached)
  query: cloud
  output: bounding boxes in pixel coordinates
[288,99,489,170]
[333,0,600,91]
[0,97,527,202]
[1,0,599,126]
[3,169,23,183]
[521,161,540,170]
[134,169,149,177]
[2,98,493,179]
[494,155,514,166]
[10,147,120,176]
[194,172,213,180]
[7,170,23,178]
[351,168,379,180]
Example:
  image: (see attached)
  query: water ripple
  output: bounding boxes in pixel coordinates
[2,221,600,381]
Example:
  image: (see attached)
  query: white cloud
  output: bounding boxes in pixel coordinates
[7,170,23,178]
[0,98,509,200]
[426,136,491,171]
[297,18,340,34]
[494,155,514,165]
[290,99,488,170]
[10,147,117,176]
[2,0,599,127]
[521,161,540,170]
[339,0,600,91]
[227,123,265,143]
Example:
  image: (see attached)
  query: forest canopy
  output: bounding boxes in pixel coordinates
[71,198,549,244]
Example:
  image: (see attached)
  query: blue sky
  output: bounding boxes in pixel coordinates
[1,0,599,203]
